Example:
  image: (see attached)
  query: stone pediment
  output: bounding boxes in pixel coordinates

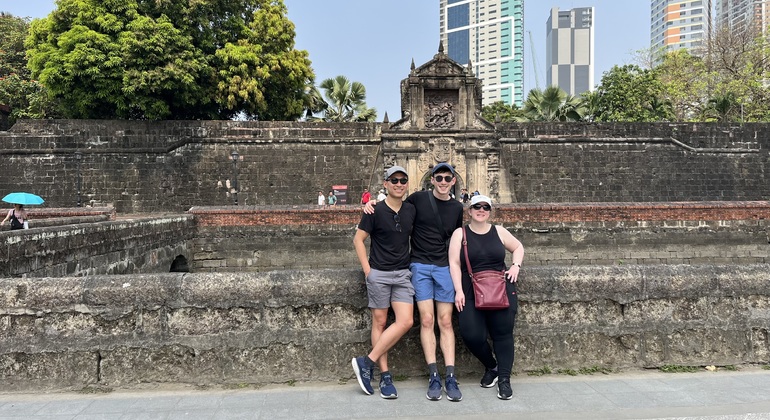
[412,47,469,78]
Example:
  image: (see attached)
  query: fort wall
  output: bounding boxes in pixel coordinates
[1,266,768,391]
[2,120,770,212]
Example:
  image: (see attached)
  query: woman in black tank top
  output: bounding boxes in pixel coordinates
[447,195,524,400]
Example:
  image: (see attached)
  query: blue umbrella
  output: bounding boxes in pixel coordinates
[2,192,45,205]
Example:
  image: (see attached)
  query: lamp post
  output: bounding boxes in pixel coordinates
[231,150,239,205]
[74,151,82,207]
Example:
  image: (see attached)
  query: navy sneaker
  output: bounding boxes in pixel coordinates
[445,374,463,402]
[426,372,442,401]
[497,377,513,400]
[379,372,398,399]
[480,368,498,388]
[352,357,374,395]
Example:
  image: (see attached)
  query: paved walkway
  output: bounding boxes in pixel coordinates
[2,367,770,419]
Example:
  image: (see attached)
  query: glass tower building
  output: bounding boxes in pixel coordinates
[440,0,525,107]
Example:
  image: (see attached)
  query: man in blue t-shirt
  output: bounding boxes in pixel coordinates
[363,162,465,402]
[352,166,416,399]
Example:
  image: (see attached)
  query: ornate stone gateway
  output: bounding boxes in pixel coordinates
[381,43,511,202]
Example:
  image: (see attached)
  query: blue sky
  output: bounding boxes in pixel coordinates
[3,0,650,121]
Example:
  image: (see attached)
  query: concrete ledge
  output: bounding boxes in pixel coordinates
[1,264,769,390]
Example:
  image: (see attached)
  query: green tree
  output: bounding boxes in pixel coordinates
[481,101,524,122]
[592,65,663,122]
[0,13,59,125]
[521,86,585,122]
[654,50,708,121]
[317,75,376,122]
[25,0,313,120]
[645,97,675,122]
[701,92,739,122]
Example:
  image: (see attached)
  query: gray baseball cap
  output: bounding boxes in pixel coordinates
[384,166,408,180]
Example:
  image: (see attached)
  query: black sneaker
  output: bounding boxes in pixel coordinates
[497,377,512,400]
[426,372,442,401]
[480,368,498,388]
[379,372,398,399]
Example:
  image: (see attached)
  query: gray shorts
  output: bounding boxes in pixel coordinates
[366,268,415,309]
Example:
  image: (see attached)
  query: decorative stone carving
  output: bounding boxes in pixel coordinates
[425,90,458,129]
[432,137,453,163]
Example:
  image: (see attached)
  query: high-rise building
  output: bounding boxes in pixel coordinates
[439,0,525,107]
[545,7,595,96]
[650,0,712,57]
[715,0,770,36]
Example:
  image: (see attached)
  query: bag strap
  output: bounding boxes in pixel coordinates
[461,225,475,278]
[428,192,447,240]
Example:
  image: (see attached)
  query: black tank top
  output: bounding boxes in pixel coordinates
[460,224,506,273]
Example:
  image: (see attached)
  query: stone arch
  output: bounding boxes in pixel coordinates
[169,255,189,273]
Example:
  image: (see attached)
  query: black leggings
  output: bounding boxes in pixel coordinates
[458,275,518,378]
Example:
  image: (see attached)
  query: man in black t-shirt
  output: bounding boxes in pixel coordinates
[363,162,465,402]
[352,166,416,399]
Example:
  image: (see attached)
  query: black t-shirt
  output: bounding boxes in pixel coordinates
[358,201,416,271]
[405,190,464,266]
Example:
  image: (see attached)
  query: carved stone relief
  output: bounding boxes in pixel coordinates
[424,90,458,129]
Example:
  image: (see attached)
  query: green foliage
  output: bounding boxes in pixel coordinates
[527,366,553,376]
[578,365,614,375]
[592,65,663,122]
[317,75,376,122]
[521,86,586,122]
[0,13,60,125]
[654,50,708,121]
[659,365,699,373]
[481,101,524,122]
[25,0,313,120]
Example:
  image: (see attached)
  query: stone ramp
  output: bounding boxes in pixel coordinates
[1,367,770,419]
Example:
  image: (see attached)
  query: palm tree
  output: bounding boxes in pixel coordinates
[300,84,327,121]
[701,92,738,122]
[318,75,377,122]
[645,97,675,121]
[522,86,586,122]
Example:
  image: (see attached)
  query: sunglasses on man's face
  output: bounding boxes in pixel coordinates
[433,175,454,183]
[388,178,408,185]
[470,204,491,211]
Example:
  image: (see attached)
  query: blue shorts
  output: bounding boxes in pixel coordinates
[410,263,455,303]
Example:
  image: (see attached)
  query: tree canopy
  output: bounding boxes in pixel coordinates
[25,0,314,120]
[313,75,376,122]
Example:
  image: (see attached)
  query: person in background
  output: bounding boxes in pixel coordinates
[2,204,27,230]
[460,188,470,204]
[377,189,387,201]
[318,191,326,206]
[360,188,371,205]
[447,195,524,401]
[327,190,337,206]
[352,166,416,399]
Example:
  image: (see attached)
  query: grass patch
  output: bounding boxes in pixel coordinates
[527,366,552,376]
[286,379,296,386]
[659,365,699,373]
[723,365,738,371]
[223,383,251,390]
[393,373,409,382]
[557,368,578,376]
[77,385,113,394]
[762,365,770,370]
[579,366,614,375]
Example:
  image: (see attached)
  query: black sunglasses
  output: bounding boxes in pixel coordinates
[393,214,402,232]
[388,178,408,185]
[470,204,491,211]
[433,175,454,182]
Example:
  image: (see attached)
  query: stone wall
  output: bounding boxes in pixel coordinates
[2,120,770,212]
[499,123,770,202]
[189,203,770,271]
[0,215,195,277]
[1,265,768,391]
[0,120,381,213]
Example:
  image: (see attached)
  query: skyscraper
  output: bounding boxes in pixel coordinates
[439,0,525,107]
[545,7,595,96]
[650,0,712,57]
[715,0,770,35]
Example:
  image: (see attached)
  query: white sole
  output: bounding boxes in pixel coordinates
[351,358,372,395]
